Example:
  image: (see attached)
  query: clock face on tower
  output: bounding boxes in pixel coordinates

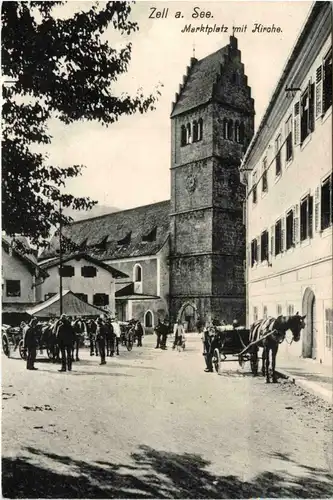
[186,174,197,193]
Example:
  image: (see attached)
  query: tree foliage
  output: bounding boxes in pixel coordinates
[2,1,161,246]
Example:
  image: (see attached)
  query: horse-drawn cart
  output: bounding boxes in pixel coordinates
[2,324,22,358]
[203,325,258,374]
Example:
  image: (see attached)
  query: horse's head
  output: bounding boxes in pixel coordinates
[288,312,306,342]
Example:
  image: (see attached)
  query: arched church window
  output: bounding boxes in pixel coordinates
[239,123,245,144]
[133,263,142,293]
[223,118,228,139]
[145,310,153,328]
[235,121,240,143]
[198,118,203,140]
[228,120,234,140]
[192,121,198,142]
[181,125,186,147]
[186,123,192,144]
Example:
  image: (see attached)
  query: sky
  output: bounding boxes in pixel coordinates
[46,1,313,211]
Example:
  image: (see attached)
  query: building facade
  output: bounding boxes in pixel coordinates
[240,2,332,365]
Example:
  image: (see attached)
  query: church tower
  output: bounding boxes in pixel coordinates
[169,36,255,328]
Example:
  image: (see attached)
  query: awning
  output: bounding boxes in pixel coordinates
[115,282,160,301]
[26,290,104,318]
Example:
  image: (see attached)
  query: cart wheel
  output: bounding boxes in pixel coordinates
[212,348,221,374]
[19,340,27,360]
[127,335,133,352]
[47,346,55,360]
[2,335,10,357]
[238,354,245,368]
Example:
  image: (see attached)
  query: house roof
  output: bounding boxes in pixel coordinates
[2,236,49,278]
[26,290,105,318]
[38,252,128,279]
[40,200,171,261]
[171,42,233,117]
[115,283,160,300]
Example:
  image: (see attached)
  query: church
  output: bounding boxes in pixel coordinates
[40,36,255,331]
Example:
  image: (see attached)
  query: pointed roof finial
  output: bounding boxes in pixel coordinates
[192,41,196,58]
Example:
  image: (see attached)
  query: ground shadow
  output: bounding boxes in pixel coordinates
[2,444,333,499]
[278,368,333,385]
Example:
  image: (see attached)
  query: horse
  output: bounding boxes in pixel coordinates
[249,313,306,383]
[71,318,86,361]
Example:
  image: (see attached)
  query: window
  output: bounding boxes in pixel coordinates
[287,304,294,316]
[251,238,258,266]
[198,118,203,140]
[275,134,282,176]
[253,306,258,322]
[142,227,157,242]
[181,125,186,146]
[235,122,240,142]
[223,118,228,139]
[186,123,192,144]
[93,293,109,307]
[75,293,88,303]
[145,311,153,328]
[193,121,198,142]
[263,306,268,320]
[59,265,75,277]
[286,210,294,249]
[325,308,333,350]
[275,219,282,256]
[134,264,142,293]
[239,123,245,144]
[6,280,21,297]
[300,83,314,143]
[277,304,282,316]
[285,115,293,161]
[323,49,332,114]
[227,120,233,140]
[260,230,269,262]
[117,232,131,246]
[321,175,333,230]
[252,171,257,204]
[262,157,268,193]
[81,266,97,278]
[300,195,313,241]
[294,102,300,145]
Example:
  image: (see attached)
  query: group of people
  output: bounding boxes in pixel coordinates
[154,318,187,351]
[22,314,145,373]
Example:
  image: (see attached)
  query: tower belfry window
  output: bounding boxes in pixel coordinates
[198,118,203,140]
[186,123,192,144]
[181,125,186,146]
[228,120,234,140]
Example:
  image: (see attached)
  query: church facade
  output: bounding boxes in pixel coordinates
[40,36,254,330]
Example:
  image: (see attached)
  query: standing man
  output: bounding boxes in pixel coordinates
[96,317,107,365]
[173,319,185,350]
[154,319,162,349]
[56,314,75,372]
[23,317,39,370]
[72,316,85,361]
[111,316,121,355]
[160,318,169,350]
[135,320,144,347]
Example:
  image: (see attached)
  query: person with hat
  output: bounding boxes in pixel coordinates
[23,317,39,370]
[56,314,76,372]
[134,319,144,347]
[96,316,107,365]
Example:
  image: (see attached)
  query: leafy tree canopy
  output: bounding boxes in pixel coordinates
[2,1,161,247]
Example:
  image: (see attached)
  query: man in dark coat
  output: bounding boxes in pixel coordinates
[56,315,75,372]
[160,319,169,350]
[96,317,107,365]
[154,319,162,349]
[72,317,85,361]
[135,320,144,347]
[87,319,98,356]
[23,317,39,370]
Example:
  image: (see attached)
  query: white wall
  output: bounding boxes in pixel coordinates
[2,250,36,303]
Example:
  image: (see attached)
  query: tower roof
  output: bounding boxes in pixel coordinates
[171,36,238,118]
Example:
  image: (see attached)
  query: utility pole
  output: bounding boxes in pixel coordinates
[59,199,63,316]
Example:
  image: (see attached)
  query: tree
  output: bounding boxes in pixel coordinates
[2,1,161,246]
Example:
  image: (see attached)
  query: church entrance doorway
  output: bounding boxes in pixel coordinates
[302,287,317,359]
[179,303,197,333]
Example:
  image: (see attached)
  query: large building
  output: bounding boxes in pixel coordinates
[40,35,254,330]
[240,2,332,365]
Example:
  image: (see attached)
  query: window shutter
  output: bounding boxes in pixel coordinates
[257,237,261,263]
[315,185,321,231]
[270,225,275,256]
[308,194,313,238]
[281,217,285,252]
[315,65,323,118]
[294,204,300,244]
[309,82,315,132]
[294,102,300,145]
[242,202,246,224]
[247,243,251,266]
